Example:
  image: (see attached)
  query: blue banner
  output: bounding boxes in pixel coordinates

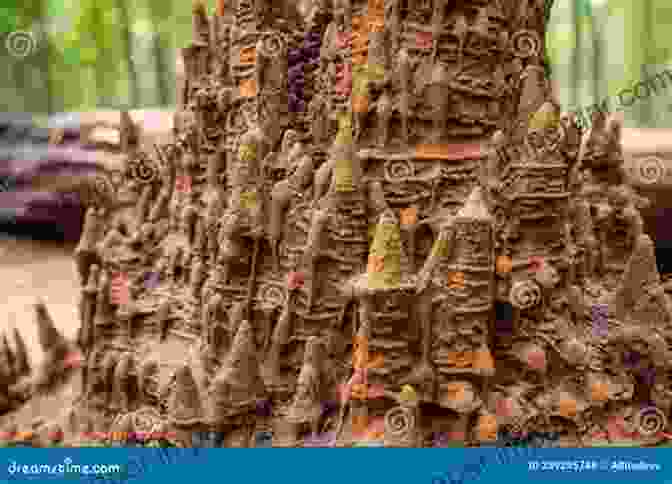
[0,448,670,484]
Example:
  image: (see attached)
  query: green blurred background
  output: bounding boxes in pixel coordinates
[1,0,671,128]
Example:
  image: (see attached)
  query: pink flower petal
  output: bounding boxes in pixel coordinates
[287,271,305,290]
[527,350,546,370]
[64,351,83,369]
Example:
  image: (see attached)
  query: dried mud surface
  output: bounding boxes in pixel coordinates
[0,235,81,427]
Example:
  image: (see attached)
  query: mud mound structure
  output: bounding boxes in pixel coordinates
[5,0,672,447]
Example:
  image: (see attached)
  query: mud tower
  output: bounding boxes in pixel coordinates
[71,0,672,447]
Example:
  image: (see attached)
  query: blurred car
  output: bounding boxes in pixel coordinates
[0,109,173,241]
[621,128,672,276]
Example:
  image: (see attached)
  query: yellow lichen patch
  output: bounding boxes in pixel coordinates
[431,235,450,258]
[368,224,377,243]
[528,105,560,131]
[238,142,257,163]
[368,219,402,288]
[241,190,257,210]
[399,385,418,405]
[337,112,353,139]
[334,158,355,193]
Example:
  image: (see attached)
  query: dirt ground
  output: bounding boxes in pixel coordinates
[0,234,80,367]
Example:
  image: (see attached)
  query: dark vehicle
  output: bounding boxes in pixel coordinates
[0,110,158,241]
[0,114,105,240]
[621,128,672,276]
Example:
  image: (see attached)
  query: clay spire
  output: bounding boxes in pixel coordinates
[168,363,204,426]
[138,358,159,405]
[615,234,666,322]
[208,320,266,423]
[456,186,492,221]
[192,0,210,46]
[528,100,560,133]
[262,297,293,384]
[119,110,137,154]
[34,299,67,354]
[223,320,265,393]
[111,353,135,412]
[12,328,30,377]
[1,333,15,378]
[286,337,324,424]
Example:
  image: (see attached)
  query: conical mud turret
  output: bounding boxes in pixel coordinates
[0,333,15,384]
[207,321,265,424]
[169,364,204,426]
[34,300,68,355]
[286,336,324,424]
[11,328,30,378]
[366,210,402,290]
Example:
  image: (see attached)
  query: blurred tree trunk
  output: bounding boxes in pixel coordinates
[89,4,107,107]
[543,0,554,78]
[146,0,173,106]
[570,0,581,110]
[642,0,654,126]
[589,8,601,111]
[36,0,53,115]
[116,0,140,108]
[10,60,28,113]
